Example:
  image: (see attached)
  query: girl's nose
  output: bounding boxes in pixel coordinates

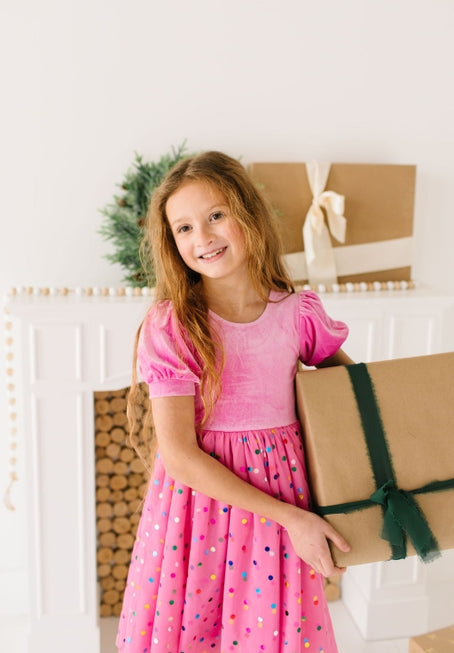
[197,224,214,246]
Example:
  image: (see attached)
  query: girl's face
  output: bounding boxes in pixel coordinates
[166,180,248,285]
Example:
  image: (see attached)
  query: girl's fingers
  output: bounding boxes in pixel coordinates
[320,555,347,578]
[321,553,343,577]
[325,524,351,553]
[320,525,350,576]
[286,510,350,576]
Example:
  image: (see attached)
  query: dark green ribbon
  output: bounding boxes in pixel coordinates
[370,479,439,561]
[315,362,449,562]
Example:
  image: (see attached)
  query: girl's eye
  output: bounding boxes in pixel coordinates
[210,211,225,221]
[176,224,191,234]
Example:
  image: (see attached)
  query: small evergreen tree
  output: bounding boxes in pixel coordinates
[99,142,189,287]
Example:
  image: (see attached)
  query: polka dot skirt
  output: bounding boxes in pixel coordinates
[116,423,338,652]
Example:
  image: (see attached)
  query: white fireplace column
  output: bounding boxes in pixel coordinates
[7,293,149,653]
[4,287,454,652]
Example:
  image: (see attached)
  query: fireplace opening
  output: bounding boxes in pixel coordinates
[94,384,151,618]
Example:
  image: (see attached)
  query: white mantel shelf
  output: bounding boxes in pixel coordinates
[4,287,454,652]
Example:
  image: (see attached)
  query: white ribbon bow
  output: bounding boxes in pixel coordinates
[302,161,347,285]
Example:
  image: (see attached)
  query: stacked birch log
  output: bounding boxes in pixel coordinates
[94,385,151,617]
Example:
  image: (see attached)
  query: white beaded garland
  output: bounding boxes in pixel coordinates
[6,282,416,298]
[3,305,17,511]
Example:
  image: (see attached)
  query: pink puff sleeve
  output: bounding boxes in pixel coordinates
[298,291,349,366]
[137,300,202,398]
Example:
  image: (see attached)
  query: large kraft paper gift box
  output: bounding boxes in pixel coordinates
[408,625,454,653]
[295,353,454,567]
[248,162,416,286]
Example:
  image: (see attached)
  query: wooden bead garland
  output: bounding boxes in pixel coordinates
[6,281,417,298]
[3,304,18,511]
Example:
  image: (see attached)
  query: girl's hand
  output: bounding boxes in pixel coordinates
[284,507,350,577]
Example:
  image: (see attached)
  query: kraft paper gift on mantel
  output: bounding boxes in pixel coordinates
[248,162,416,286]
[296,353,454,567]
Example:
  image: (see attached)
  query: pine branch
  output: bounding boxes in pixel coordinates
[98,142,190,286]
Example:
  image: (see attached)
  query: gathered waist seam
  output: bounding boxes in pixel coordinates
[200,420,301,435]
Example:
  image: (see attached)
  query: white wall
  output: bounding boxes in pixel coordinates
[1,0,454,614]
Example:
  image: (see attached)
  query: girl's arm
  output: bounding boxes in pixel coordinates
[151,394,350,577]
[316,347,354,368]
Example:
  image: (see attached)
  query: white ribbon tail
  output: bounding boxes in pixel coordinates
[320,191,346,244]
[302,209,338,285]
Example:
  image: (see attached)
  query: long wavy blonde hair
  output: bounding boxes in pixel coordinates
[128,151,295,464]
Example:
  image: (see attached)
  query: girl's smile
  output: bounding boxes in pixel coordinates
[199,246,227,261]
[166,180,248,282]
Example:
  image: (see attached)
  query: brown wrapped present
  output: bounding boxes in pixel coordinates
[408,625,454,652]
[295,353,454,567]
[248,161,416,286]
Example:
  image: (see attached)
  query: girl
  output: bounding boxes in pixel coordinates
[117,151,352,653]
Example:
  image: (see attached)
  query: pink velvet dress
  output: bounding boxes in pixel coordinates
[117,290,348,653]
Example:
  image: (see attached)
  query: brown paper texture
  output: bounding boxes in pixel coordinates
[248,162,416,284]
[409,625,454,653]
[296,353,454,566]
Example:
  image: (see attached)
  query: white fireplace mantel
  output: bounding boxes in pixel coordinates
[4,287,454,652]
